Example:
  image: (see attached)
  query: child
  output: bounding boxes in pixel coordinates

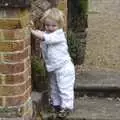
[31,8,75,119]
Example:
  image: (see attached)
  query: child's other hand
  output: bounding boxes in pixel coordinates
[31,30,44,40]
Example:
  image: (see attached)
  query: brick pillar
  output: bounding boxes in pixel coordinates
[0,7,33,119]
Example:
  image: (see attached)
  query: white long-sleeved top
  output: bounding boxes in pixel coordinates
[40,29,72,72]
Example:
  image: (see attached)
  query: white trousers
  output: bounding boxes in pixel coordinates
[49,62,75,110]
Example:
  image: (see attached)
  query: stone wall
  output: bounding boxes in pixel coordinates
[84,0,120,70]
[31,0,67,56]
[31,0,67,29]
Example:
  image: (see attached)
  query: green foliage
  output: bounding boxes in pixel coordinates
[71,0,88,14]
[31,56,48,91]
[31,56,46,76]
[67,30,87,65]
[68,0,88,32]
[79,0,88,14]
[67,30,83,65]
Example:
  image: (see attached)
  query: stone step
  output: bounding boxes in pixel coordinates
[75,69,120,97]
[40,96,120,120]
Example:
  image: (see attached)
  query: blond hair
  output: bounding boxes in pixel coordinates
[41,8,65,28]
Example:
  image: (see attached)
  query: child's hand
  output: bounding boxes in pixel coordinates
[29,20,35,29]
[31,29,44,40]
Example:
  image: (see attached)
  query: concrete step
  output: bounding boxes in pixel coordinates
[31,68,120,119]
[31,92,120,120]
[68,96,120,120]
[75,69,120,97]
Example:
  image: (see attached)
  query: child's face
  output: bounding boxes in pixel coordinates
[44,18,58,33]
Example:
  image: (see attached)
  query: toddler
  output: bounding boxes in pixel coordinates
[31,8,75,119]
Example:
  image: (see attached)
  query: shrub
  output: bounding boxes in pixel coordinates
[79,0,88,14]
[67,30,86,65]
[31,56,47,91]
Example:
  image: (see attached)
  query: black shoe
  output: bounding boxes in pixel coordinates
[56,108,71,119]
[48,98,61,113]
[53,105,61,112]
[50,105,61,113]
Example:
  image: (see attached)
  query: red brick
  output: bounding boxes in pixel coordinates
[0,83,26,96]
[0,10,30,29]
[0,19,22,29]
[0,74,6,84]
[3,48,29,62]
[5,70,29,84]
[0,97,3,106]
[0,54,2,62]
[2,8,20,18]
[0,75,31,96]
[5,74,24,84]
[3,9,29,18]
[0,76,2,84]
[24,57,31,69]
[25,77,31,90]
[24,38,31,47]
[0,62,24,74]
[28,66,31,76]
[0,28,30,40]
[14,28,30,40]
[26,47,31,56]
[2,30,15,40]
[0,41,24,52]
[5,87,31,106]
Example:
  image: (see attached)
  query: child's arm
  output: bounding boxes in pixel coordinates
[43,31,66,44]
[31,29,44,40]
